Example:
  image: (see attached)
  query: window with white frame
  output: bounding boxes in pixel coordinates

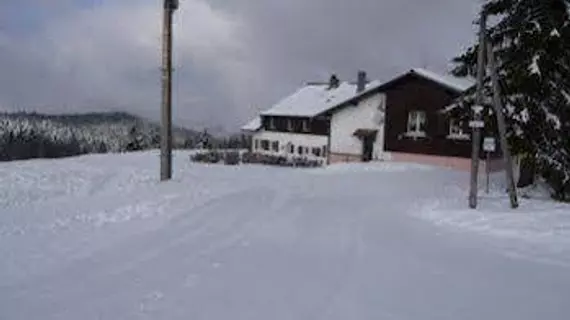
[406,110,427,137]
[448,118,469,139]
[260,140,270,151]
[312,147,321,157]
[271,141,279,152]
[254,139,259,150]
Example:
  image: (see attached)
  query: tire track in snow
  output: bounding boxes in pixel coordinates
[0,184,291,319]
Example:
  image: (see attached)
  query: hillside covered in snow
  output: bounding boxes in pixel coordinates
[1,151,569,319]
[0,112,206,161]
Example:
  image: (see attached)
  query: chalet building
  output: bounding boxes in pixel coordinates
[242,68,505,172]
[241,72,381,165]
[386,69,507,172]
[329,68,486,171]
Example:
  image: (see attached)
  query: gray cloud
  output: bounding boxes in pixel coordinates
[0,0,482,132]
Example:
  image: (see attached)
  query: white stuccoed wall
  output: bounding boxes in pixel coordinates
[329,93,386,160]
[251,130,328,160]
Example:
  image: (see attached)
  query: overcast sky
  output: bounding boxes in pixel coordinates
[0,0,483,132]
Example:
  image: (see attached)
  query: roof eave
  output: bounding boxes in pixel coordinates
[259,112,318,118]
[409,69,476,93]
[315,86,384,117]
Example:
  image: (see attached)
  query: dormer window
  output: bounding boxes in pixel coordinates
[287,119,293,131]
[268,117,276,130]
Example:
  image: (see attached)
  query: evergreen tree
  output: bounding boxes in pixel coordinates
[126,125,144,152]
[451,0,570,200]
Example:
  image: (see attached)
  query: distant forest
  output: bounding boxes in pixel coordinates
[0,111,248,162]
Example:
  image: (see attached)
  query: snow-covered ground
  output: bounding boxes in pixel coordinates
[1,150,569,319]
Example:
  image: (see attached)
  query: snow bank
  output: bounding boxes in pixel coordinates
[414,173,570,266]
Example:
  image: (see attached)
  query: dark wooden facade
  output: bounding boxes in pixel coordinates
[260,115,330,136]
[383,74,496,159]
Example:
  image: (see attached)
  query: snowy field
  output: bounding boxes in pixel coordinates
[1,150,570,320]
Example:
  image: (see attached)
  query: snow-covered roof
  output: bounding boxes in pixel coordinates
[259,81,380,118]
[241,68,474,128]
[240,116,261,132]
[410,68,475,92]
[327,68,475,114]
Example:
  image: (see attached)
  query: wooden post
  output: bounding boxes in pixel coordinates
[486,151,490,194]
[469,13,487,208]
[160,1,177,181]
[485,35,519,208]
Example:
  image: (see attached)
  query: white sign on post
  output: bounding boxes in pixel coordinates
[471,105,484,114]
[469,120,485,128]
[483,137,496,152]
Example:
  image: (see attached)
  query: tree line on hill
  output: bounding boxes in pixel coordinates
[0,112,249,162]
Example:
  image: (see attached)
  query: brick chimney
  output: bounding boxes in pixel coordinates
[328,74,340,90]
[357,70,367,93]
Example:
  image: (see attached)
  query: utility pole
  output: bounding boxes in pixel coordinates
[468,10,519,209]
[486,34,519,208]
[160,0,178,181]
[469,12,487,208]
